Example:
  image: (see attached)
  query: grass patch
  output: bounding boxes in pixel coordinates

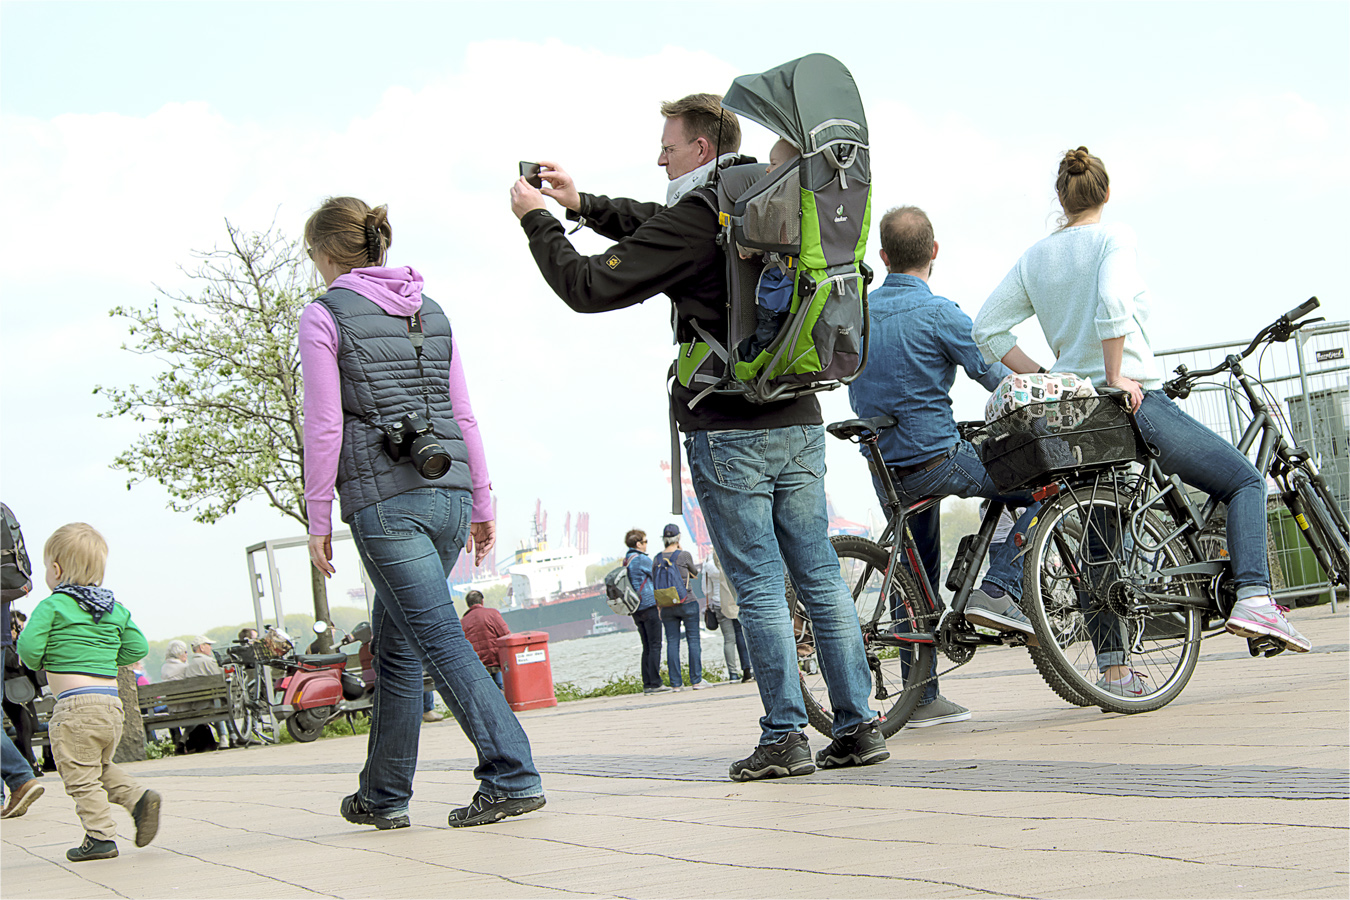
[554,664,729,702]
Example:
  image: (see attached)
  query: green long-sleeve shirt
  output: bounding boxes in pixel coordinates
[15,591,148,678]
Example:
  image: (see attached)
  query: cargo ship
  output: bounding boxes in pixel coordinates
[495,502,639,643]
[491,470,868,644]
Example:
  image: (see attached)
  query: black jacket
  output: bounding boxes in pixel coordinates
[520,190,820,432]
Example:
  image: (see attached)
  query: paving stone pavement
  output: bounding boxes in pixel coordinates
[2,604,1346,899]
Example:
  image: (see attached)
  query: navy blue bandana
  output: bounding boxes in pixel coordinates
[56,583,116,624]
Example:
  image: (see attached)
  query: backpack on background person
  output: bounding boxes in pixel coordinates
[651,551,689,608]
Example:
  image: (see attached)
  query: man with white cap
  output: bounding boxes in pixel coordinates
[184,636,229,748]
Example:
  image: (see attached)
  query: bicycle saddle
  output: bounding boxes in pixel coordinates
[827,415,897,441]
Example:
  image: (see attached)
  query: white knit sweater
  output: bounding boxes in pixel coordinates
[973,222,1162,390]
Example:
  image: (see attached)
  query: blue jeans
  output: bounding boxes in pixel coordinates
[2,729,32,797]
[887,441,1039,598]
[350,488,542,815]
[1135,391,1270,598]
[659,601,702,686]
[632,606,663,689]
[687,425,876,743]
[879,441,1039,705]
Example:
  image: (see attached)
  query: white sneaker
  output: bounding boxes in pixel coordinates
[1226,597,1311,653]
[690,682,710,690]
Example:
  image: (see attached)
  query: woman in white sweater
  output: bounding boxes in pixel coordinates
[972,147,1310,691]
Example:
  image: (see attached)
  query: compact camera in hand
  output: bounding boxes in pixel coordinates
[382,412,452,479]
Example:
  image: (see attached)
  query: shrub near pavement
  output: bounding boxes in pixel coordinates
[554,665,729,702]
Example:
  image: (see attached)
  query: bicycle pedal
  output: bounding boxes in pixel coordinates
[1246,637,1286,658]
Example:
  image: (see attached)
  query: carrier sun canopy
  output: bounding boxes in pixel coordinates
[720,53,868,156]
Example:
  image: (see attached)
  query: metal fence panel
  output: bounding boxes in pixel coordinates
[1156,320,1347,604]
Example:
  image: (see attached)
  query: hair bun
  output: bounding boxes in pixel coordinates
[1063,146,1092,176]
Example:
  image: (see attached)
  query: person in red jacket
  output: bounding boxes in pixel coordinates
[461,591,510,689]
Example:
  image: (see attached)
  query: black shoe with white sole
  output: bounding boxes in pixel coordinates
[729,731,816,782]
[815,720,890,769]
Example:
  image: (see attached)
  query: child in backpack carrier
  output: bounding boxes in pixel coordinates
[738,139,802,362]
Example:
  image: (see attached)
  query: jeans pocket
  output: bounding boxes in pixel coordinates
[373,491,440,537]
[789,425,826,479]
[705,430,769,490]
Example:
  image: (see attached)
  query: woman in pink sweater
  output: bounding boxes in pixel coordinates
[300,197,543,830]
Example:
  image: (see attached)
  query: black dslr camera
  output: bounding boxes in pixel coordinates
[382,412,452,479]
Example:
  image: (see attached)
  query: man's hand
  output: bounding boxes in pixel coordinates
[467,520,497,567]
[536,161,580,212]
[308,533,334,578]
[511,178,547,220]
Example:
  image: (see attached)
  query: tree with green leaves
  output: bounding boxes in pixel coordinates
[96,220,335,646]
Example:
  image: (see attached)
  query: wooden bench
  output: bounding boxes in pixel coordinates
[137,674,233,732]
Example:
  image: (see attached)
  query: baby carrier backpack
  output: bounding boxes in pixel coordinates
[678,53,873,409]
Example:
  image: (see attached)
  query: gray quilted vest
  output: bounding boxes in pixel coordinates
[316,288,470,523]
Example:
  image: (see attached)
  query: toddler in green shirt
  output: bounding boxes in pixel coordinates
[15,522,161,862]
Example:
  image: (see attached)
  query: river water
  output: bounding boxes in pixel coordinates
[545,629,739,691]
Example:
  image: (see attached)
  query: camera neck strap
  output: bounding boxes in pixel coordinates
[405,312,434,420]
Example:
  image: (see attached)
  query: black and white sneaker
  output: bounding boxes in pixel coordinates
[815,720,890,769]
[728,731,816,782]
[341,793,410,830]
[447,792,546,827]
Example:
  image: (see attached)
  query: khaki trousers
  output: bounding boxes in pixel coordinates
[49,693,144,841]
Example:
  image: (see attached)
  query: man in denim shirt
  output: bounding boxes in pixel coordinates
[848,206,1038,727]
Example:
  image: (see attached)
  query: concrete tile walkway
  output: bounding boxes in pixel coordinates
[3,605,1346,898]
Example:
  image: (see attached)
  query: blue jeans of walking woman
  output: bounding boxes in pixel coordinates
[686,425,877,743]
[349,489,542,816]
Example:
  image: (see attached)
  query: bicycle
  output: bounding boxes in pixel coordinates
[225,630,292,745]
[794,419,1070,739]
[1009,297,1348,714]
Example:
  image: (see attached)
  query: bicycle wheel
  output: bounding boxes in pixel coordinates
[1021,486,1203,714]
[1293,472,1350,588]
[796,535,938,738]
[1025,520,1095,707]
[226,672,249,741]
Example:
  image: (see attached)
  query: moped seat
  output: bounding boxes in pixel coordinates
[295,653,349,667]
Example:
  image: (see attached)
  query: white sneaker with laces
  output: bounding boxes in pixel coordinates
[1225,597,1312,652]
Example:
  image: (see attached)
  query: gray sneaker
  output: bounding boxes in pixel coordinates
[1225,599,1312,652]
[905,695,972,728]
[644,685,674,694]
[964,589,1036,640]
[1094,670,1149,697]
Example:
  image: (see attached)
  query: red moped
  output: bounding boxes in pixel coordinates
[273,621,374,742]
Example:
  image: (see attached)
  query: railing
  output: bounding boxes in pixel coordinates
[1156,320,1348,607]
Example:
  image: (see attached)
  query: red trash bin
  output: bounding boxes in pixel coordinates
[497,631,557,711]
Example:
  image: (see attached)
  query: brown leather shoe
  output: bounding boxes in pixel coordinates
[1,779,44,818]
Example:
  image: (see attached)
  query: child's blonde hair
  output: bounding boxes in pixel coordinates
[44,523,108,586]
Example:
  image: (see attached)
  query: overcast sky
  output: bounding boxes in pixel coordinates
[1,1,1346,641]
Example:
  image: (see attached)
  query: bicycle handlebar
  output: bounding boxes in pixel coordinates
[1284,296,1321,323]
[1164,297,1320,398]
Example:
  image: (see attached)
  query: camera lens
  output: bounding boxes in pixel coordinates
[410,433,452,479]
